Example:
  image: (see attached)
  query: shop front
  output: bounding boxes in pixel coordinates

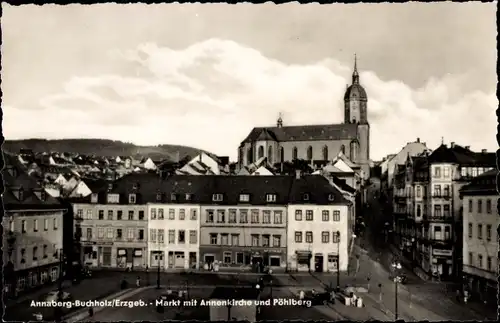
[200,246,286,270]
[431,248,453,280]
[15,262,60,295]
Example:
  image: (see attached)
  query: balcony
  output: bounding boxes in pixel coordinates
[431,194,452,200]
[462,264,497,281]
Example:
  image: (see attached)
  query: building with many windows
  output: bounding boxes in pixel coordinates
[460,169,497,302]
[2,154,66,297]
[392,143,495,280]
[71,173,155,269]
[148,177,203,270]
[287,171,352,272]
[199,175,293,270]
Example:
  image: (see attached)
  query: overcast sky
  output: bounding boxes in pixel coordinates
[2,2,497,161]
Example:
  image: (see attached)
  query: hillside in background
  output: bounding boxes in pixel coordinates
[3,139,214,162]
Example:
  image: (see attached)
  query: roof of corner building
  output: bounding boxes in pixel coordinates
[460,169,498,194]
[241,123,358,144]
[2,153,63,210]
[288,175,349,205]
[428,144,496,166]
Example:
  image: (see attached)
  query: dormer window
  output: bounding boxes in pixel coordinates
[212,194,224,202]
[132,183,139,190]
[239,194,250,202]
[266,194,277,203]
[171,193,177,201]
[90,193,98,204]
[128,193,136,204]
[328,194,335,201]
[156,193,162,202]
[303,193,310,201]
[40,191,47,201]
[107,193,119,204]
[107,183,113,192]
[185,193,192,201]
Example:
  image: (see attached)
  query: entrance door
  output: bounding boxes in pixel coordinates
[175,252,185,268]
[204,255,215,264]
[314,255,324,272]
[189,252,197,269]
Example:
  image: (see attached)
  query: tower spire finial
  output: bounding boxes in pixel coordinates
[352,53,359,84]
[277,112,283,128]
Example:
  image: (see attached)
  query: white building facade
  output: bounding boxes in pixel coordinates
[147,201,201,270]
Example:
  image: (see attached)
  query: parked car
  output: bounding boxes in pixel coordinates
[302,290,333,306]
[45,291,71,302]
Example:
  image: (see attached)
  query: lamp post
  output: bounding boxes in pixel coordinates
[336,230,340,291]
[391,261,402,320]
[269,269,273,302]
[156,252,161,289]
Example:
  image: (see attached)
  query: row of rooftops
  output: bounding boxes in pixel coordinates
[71,171,350,206]
[460,169,498,196]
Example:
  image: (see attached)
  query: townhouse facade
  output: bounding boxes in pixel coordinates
[2,154,66,297]
[199,176,292,270]
[460,169,497,302]
[392,144,495,280]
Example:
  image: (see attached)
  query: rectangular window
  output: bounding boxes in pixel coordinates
[443,205,450,217]
[178,230,185,244]
[150,229,157,242]
[139,210,144,220]
[434,205,442,217]
[273,211,283,224]
[217,210,226,223]
[251,234,259,246]
[266,194,277,202]
[138,229,144,240]
[443,185,450,197]
[322,210,329,221]
[236,253,244,264]
[158,209,165,220]
[433,185,441,197]
[76,209,84,219]
[487,256,492,271]
[472,168,478,177]
[294,231,302,243]
[223,251,232,264]
[116,229,122,239]
[477,224,483,240]
[91,193,98,203]
[179,209,186,220]
[107,228,113,239]
[443,167,449,177]
[263,211,271,224]
[434,226,442,240]
[189,230,197,244]
[486,199,492,213]
[416,186,422,198]
[262,235,270,247]
[333,211,340,222]
[477,200,483,213]
[127,211,133,220]
[239,194,250,202]
[127,228,134,239]
[239,210,248,223]
[468,222,473,238]
[228,209,237,223]
[333,231,340,243]
[305,231,313,243]
[168,209,175,220]
[33,219,38,232]
[210,233,218,245]
[478,254,483,268]
[151,209,157,220]
[486,224,492,241]
[168,230,175,244]
[170,193,177,201]
[273,235,281,247]
[117,210,123,220]
[212,194,223,202]
[86,210,92,220]
[22,220,26,233]
[321,231,329,243]
[295,210,303,221]
[468,252,473,265]
[98,210,104,220]
[98,228,104,238]
[86,228,92,240]
[106,210,113,220]
[128,194,136,204]
[53,218,58,230]
[305,210,313,221]
[444,226,451,240]
[251,210,259,223]
[158,229,165,243]
[185,193,192,201]
[43,219,48,231]
[231,234,239,246]
[433,167,441,177]
[206,210,214,223]
[190,209,197,220]
[33,246,38,260]
[468,200,473,213]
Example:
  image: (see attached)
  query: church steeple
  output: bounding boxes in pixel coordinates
[277,112,283,128]
[352,53,359,85]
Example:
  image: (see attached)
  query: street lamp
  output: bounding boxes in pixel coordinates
[391,262,402,320]
[156,252,161,289]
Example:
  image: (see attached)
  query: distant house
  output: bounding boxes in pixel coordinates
[63,176,80,192]
[54,174,69,186]
[141,157,157,170]
[176,152,221,175]
[237,156,273,176]
[67,180,92,198]
[319,152,362,191]
[251,165,274,176]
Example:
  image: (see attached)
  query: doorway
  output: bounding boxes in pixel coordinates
[314,254,324,272]
[204,254,215,264]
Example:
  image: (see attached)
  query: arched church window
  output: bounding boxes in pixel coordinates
[350,141,357,162]
[340,145,345,154]
[292,147,298,160]
[322,146,328,161]
[258,146,264,159]
[268,146,273,165]
[247,147,253,165]
[307,146,313,161]
[280,147,284,162]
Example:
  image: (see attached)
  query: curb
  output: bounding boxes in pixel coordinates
[63,287,148,323]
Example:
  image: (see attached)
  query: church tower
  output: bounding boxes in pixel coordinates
[344,54,370,177]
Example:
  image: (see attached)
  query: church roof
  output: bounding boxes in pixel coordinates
[242,123,358,144]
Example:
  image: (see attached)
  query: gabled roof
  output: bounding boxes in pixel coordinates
[288,175,349,205]
[242,123,358,144]
[428,144,495,167]
[329,175,356,194]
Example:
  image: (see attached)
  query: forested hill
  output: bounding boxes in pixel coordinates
[3,139,213,161]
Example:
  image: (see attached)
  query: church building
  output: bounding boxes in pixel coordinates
[238,56,371,179]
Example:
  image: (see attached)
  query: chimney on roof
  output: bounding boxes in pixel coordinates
[465,146,470,150]
[295,169,302,179]
[450,142,455,148]
[481,149,487,153]
[416,138,420,143]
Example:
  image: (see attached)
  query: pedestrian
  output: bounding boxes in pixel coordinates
[299,290,305,300]
[88,307,94,317]
[136,276,140,287]
[455,289,460,303]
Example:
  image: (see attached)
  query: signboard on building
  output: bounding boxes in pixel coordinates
[432,249,452,257]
